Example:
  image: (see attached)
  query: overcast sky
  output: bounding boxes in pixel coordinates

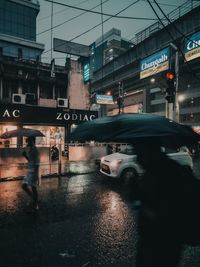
[36,0,186,65]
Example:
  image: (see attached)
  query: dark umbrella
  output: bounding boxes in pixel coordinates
[70,113,200,146]
[0,128,45,139]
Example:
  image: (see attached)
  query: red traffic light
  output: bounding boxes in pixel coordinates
[166,72,175,80]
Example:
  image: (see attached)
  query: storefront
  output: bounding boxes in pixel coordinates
[0,104,98,148]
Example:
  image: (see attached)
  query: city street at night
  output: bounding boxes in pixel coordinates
[0,160,200,267]
[1,0,200,266]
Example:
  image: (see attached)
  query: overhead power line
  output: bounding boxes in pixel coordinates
[1,0,110,52]
[38,0,110,36]
[147,0,199,80]
[38,0,91,22]
[43,0,141,55]
[153,0,200,80]
[44,0,158,21]
[153,0,200,49]
[141,0,179,7]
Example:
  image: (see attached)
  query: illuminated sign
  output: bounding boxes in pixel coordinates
[0,104,98,125]
[140,48,169,79]
[96,94,114,105]
[185,31,200,62]
[83,63,90,82]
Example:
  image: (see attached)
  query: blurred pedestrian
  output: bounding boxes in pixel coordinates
[134,140,197,267]
[22,137,40,211]
[51,144,59,161]
[54,127,62,145]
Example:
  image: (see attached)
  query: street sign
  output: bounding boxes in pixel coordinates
[185,31,200,62]
[83,62,90,82]
[140,48,169,79]
[53,38,91,57]
[96,94,114,105]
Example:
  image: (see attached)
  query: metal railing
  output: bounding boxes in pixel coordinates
[133,0,200,45]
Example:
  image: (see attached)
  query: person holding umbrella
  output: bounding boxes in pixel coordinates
[22,136,40,211]
[134,139,200,267]
[70,113,200,265]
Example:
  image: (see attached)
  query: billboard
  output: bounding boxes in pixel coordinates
[140,48,169,79]
[83,62,90,82]
[185,31,200,62]
[96,94,114,105]
[53,38,91,57]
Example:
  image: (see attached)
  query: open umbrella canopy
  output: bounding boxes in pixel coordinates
[70,113,200,146]
[0,128,45,139]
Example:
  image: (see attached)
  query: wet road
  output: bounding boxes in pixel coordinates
[0,168,200,267]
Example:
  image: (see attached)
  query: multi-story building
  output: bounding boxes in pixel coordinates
[0,0,97,148]
[90,28,134,73]
[90,1,200,135]
[0,0,43,60]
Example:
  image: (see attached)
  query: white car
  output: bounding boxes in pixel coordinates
[100,145,193,184]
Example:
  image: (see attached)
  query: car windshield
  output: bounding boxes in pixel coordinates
[119,145,135,155]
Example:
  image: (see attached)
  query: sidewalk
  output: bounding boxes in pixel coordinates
[1,157,200,182]
[0,160,98,182]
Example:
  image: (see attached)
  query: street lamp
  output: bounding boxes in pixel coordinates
[150,77,156,84]
[177,94,186,102]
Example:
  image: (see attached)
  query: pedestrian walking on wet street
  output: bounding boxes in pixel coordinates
[134,140,200,267]
[22,136,40,211]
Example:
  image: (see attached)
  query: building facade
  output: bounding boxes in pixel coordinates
[90,28,134,73]
[0,0,44,60]
[0,0,97,149]
[90,1,200,134]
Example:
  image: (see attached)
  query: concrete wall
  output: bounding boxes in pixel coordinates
[68,145,107,161]
[68,61,90,110]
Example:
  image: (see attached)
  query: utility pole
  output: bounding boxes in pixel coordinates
[174,49,179,122]
[169,43,179,122]
[117,81,124,114]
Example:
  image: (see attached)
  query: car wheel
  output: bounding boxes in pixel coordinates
[120,168,138,185]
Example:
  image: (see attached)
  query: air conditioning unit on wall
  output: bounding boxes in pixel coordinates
[57,98,68,108]
[12,94,26,104]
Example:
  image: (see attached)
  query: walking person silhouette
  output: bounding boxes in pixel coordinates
[22,137,40,211]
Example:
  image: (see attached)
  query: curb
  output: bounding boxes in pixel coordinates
[0,171,98,183]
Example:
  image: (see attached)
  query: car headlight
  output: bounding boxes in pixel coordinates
[111,159,122,168]
[100,157,105,163]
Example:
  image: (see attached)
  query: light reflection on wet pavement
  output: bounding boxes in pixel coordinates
[0,169,200,266]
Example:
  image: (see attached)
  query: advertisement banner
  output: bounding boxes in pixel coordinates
[140,48,169,79]
[185,31,200,62]
[83,62,90,82]
[96,94,114,105]
[53,38,91,57]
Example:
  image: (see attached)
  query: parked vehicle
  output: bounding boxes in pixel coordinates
[100,145,193,184]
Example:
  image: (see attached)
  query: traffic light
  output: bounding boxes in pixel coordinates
[165,71,175,103]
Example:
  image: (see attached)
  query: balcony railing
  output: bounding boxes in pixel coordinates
[132,0,200,45]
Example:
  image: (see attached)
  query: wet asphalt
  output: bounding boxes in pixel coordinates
[0,159,200,267]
